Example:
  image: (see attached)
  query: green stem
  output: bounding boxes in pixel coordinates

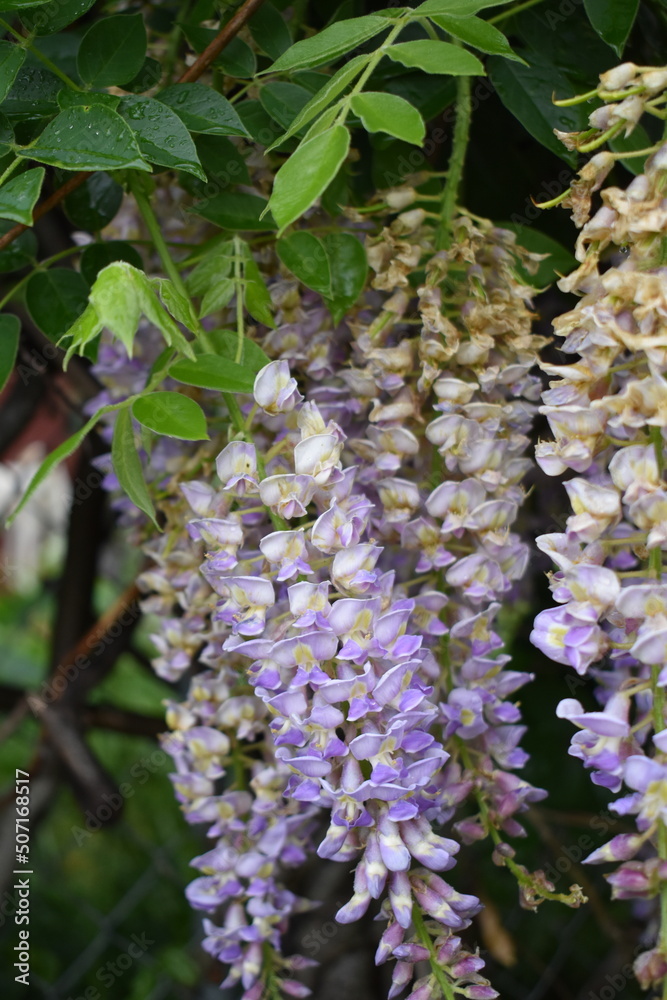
[0,244,82,311]
[233,234,245,365]
[458,744,583,906]
[130,173,217,354]
[130,175,191,300]
[437,69,472,250]
[130,175,287,531]
[0,19,83,91]
[489,0,547,23]
[411,906,457,1000]
[334,17,407,126]
[0,155,22,188]
[651,424,665,481]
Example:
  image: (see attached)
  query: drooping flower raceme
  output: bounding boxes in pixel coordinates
[90,199,563,999]
[532,66,667,994]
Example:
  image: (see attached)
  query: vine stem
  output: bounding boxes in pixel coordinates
[130,173,287,530]
[411,905,457,1000]
[489,0,547,23]
[437,69,472,251]
[0,156,22,188]
[0,245,81,311]
[130,176,190,298]
[233,234,245,364]
[0,18,83,91]
[335,16,409,125]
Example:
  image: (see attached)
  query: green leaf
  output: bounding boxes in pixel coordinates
[243,253,274,327]
[386,40,484,76]
[199,278,235,318]
[21,0,97,35]
[87,262,196,360]
[0,167,43,225]
[58,90,120,111]
[191,134,250,191]
[0,219,36,273]
[415,0,515,13]
[260,82,312,132]
[277,231,332,298]
[18,105,151,172]
[499,221,577,288]
[350,92,425,145]
[184,244,233,296]
[248,2,292,60]
[322,232,367,322]
[216,37,257,79]
[80,241,144,285]
[584,0,638,55]
[266,54,369,151]
[5,407,104,527]
[111,407,158,528]
[77,13,147,88]
[31,32,80,82]
[380,69,455,123]
[269,124,350,230]
[3,63,60,115]
[0,112,14,155]
[191,191,275,231]
[119,95,206,181]
[132,392,208,441]
[62,171,123,231]
[301,104,340,143]
[123,57,162,94]
[169,354,256,393]
[609,123,652,176]
[292,71,332,94]
[488,53,588,164]
[197,329,270,371]
[235,99,279,144]
[157,83,250,137]
[88,263,142,357]
[0,313,20,394]
[150,277,200,332]
[60,302,103,366]
[0,0,53,9]
[429,14,526,63]
[266,15,389,73]
[26,268,89,342]
[0,41,25,103]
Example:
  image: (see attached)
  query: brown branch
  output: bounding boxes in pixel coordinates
[0,0,268,255]
[180,0,267,83]
[49,580,141,705]
[0,171,91,253]
[82,704,164,738]
[28,696,121,815]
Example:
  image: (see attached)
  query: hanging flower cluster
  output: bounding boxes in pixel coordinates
[533,66,667,994]
[84,196,573,1000]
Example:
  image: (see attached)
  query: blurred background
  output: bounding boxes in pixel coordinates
[2,0,667,996]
